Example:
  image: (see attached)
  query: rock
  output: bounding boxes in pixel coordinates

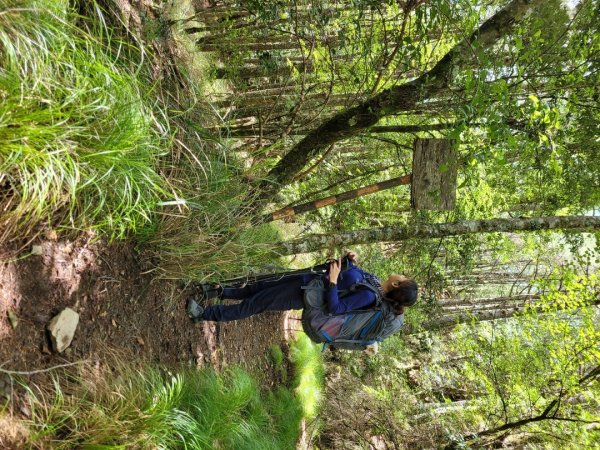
[47,308,79,353]
[31,245,43,256]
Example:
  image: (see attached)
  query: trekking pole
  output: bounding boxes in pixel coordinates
[221,257,351,286]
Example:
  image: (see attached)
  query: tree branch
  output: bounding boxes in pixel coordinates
[469,363,600,440]
[258,0,545,200]
[0,360,86,376]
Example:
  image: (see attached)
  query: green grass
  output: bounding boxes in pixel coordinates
[0,0,172,244]
[139,118,284,279]
[11,363,303,449]
[0,0,281,278]
[0,337,325,449]
[289,334,325,420]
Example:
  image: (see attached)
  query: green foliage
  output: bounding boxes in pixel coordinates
[15,362,306,449]
[0,0,172,242]
[454,0,600,215]
[269,344,287,383]
[433,269,600,446]
[184,1,600,448]
[319,332,436,449]
[317,252,598,448]
[289,333,325,419]
[233,0,597,223]
[0,0,285,279]
[145,185,284,280]
[0,334,327,449]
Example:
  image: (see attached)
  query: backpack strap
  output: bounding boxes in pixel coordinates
[345,282,383,307]
[301,275,385,313]
[301,274,359,297]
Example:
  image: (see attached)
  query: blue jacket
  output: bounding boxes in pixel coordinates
[304,261,379,314]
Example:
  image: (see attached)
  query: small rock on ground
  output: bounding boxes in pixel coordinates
[47,308,79,353]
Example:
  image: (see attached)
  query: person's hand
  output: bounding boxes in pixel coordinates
[345,251,358,263]
[329,258,342,284]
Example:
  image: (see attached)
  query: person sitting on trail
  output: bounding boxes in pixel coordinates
[186,252,418,326]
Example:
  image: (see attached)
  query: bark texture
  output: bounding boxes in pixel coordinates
[277,215,600,255]
[259,0,545,199]
[411,139,457,210]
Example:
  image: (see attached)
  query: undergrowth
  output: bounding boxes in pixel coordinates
[289,334,325,420]
[142,141,283,279]
[0,0,172,244]
[20,366,299,449]
[1,337,324,449]
[134,3,283,280]
[0,0,282,277]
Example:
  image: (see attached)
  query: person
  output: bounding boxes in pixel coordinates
[186,252,418,323]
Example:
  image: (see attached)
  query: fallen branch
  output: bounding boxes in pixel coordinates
[0,360,87,376]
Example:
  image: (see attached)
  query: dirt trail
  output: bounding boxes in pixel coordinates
[0,236,288,385]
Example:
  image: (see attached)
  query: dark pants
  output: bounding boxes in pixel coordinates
[202,276,305,322]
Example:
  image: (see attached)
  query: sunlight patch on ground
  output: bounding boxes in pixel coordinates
[201,320,220,370]
[39,239,97,298]
[283,310,304,343]
[0,414,29,448]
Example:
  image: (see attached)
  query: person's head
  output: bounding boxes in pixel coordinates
[382,274,418,314]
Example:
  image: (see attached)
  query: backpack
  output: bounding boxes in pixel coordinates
[301,277,405,351]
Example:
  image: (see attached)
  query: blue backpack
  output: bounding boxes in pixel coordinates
[301,277,405,350]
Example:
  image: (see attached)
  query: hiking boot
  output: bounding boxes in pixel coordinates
[194,283,223,301]
[186,297,205,323]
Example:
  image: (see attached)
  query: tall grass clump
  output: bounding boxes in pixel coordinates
[0,0,171,244]
[289,334,325,420]
[142,126,284,279]
[15,361,305,449]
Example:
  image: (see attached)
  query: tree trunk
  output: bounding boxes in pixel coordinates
[368,123,458,134]
[258,0,544,200]
[445,275,532,286]
[265,174,412,222]
[277,215,600,255]
[429,295,600,330]
[439,294,541,308]
[220,122,455,138]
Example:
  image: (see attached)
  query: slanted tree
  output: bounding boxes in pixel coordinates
[258,0,547,199]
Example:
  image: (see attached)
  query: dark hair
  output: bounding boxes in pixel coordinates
[385,279,418,313]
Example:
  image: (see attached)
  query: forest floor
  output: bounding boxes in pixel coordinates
[0,236,297,403]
